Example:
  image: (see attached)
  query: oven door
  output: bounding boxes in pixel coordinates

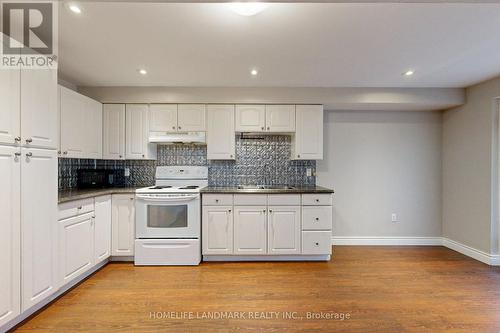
[135,193,200,239]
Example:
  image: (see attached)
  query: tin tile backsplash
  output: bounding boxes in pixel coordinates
[58,135,315,190]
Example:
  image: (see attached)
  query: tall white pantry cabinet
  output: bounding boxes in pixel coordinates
[0,65,58,327]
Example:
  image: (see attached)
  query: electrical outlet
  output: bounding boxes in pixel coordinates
[391,213,398,223]
[306,168,312,177]
[124,167,130,177]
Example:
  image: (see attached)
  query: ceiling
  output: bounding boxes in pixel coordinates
[58,2,500,88]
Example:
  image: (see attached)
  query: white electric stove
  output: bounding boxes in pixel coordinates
[134,166,207,266]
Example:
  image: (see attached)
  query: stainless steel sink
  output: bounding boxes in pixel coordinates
[236,185,296,190]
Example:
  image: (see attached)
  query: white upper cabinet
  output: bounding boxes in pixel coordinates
[20,68,58,149]
[0,146,20,327]
[267,206,301,255]
[207,105,235,160]
[265,105,295,132]
[178,104,206,131]
[21,148,58,311]
[292,105,323,160]
[0,68,20,146]
[233,206,267,255]
[235,105,266,132]
[59,86,102,159]
[149,104,177,132]
[103,104,126,160]
[125,104,156,160]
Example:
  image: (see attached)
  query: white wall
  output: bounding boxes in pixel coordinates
[442,76,500,255]
[317,111,442,238]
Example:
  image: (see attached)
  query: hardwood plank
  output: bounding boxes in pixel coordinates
[13,246,500,332]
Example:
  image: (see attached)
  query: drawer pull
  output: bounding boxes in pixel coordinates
[315,199,320,202]
[215,199,219,203]
[228,209,232,213]
[315,217,319,221]
[77,206,82,210]
[262,209,266,213]
[315,242,319,246]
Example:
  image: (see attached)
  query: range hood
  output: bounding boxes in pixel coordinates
[149,132,206,145]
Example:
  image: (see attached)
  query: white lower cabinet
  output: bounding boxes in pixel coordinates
[267,206,301,254]
[302,231,332,255]
[58,212,94,286]
[234,206,267,255]
[112,194,135,256]
[21,148,58,311]
[202,206,233,254]
[94,195,112,263]
[0,146,20,326]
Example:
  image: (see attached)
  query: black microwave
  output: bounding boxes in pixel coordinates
[77,169,126,189]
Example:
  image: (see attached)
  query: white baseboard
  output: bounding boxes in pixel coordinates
[332,236,442,246]
[331,236,500,266]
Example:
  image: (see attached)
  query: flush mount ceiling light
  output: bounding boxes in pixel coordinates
[229,2,269,16]
[250,69,258,76]
[403,70,415,76]
[68,4,81,14]
[138,69,147,75]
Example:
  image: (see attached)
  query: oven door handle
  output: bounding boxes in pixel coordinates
[136,194,199,202]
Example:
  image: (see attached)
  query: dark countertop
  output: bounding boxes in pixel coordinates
[200,186,334,194]
[58,187,140,204]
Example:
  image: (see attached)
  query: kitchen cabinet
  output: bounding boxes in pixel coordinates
[103,104,126,160]
[0,68,20,146]
[58,212,94,286]
[59,86,103,159]
[125,104,156,160]
[234,206,267,255]
[267,206,301,254]
[20,68,58,149]
[292,105,323,160]
[0,146,20,326]
[21,148,58,311]
[235,105,265,132]
[111,194,135,256]
[207,105,235,160]
[149,104,178,132]
[265,105,295,132]
[94,195,112,263]
[178,104,206,131]
[202,206,233,254]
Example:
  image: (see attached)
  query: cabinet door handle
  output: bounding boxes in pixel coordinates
[230,154,233,158]
[297,154,301,158]
[228,209,232,213]
[119,155,122,158]
[142,154,145,158]
[267,127,270,130]
[215,199,219,203]
[261,126,264,130]
[14,152,21,157]
[25,152,33,157]
[14,136,21,143]
[172,126,176,130]
[63,151,68,155]
[262,209,266,213]
[315,217,319,221]
[77,206,82,210]
[269,209,273,213]
[178,126,182,130]
[25,138,33,143]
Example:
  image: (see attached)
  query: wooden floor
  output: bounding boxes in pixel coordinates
[13,246,500,333]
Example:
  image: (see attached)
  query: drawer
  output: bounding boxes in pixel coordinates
[302,206,332,230]
[202,194,233,206]
[268,194,300,206]
[302,231,332,255]
[58,198,94,220]
[302,194,332,206]
[233,194,267,205]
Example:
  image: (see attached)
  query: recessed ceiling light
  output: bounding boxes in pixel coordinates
[229,2,269,16]
[250,69,258,76]
[403,70,415,76]
[69,4,81,14]
[138,69,147,75]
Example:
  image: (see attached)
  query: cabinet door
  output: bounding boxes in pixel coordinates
[202,206,233,255]
[178,104,206,131]
[267,206,301,254]
[265,105,295,132]
[207,105,235,160]
[59,86,85,158]
[149,104,178,132]
[0,146,20,326]
[94,195,112,263]
[234,206,267,255]
[235,105,265,132]
[58,212,94,286]
[85,97,103,159]
[103,104,125,160]
[292,105,323,160]
[112,194,135,256]
[125,104,149,160]
[21,148,58,311]
[20,68,58,149]
[0,68,20,146]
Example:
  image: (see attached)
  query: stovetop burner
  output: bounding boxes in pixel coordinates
[178,186,199,190]
[150,186,173,189]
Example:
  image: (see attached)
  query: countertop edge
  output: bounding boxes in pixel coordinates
[200,186,334,194]
[58,187,139,204]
